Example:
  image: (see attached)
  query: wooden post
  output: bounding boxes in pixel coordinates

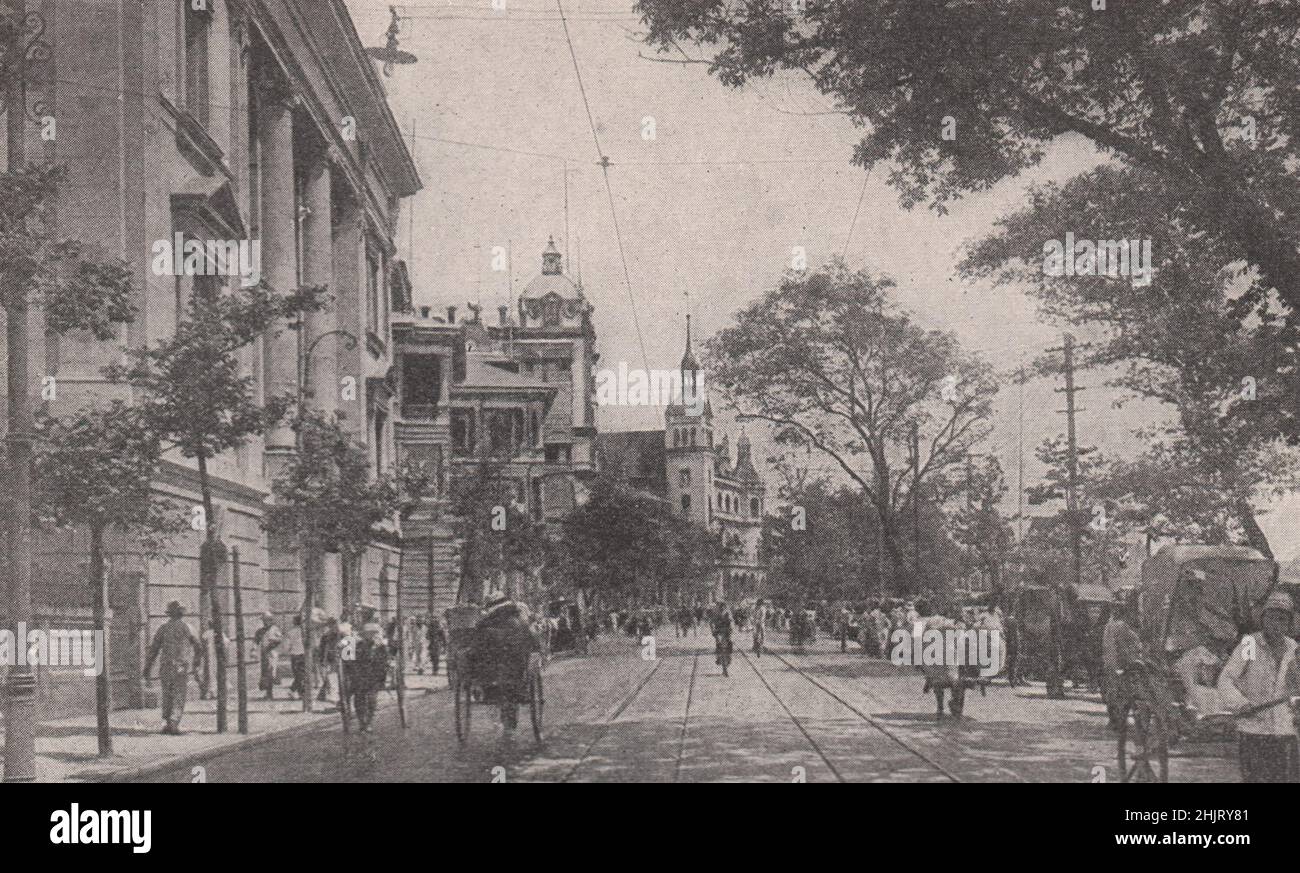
[394,553,407,729]
[231,547,249,734]
[90,526,113,757]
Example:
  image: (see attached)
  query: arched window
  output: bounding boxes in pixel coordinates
[672,430,679,448]
[750,497,759,517]
[680,469,691,488]
[681,494,691,513]
[689,429,696,447]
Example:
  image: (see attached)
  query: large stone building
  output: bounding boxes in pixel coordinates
[1,0,419,715]
[596,319,768,604]
[392,239,598,616]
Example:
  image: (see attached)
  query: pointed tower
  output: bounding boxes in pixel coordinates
[666,315,713,526]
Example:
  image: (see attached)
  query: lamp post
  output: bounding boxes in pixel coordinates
[296,327,357,713]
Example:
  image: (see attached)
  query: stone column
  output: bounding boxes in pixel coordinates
[258,92,299,455]
[302,146,336,415]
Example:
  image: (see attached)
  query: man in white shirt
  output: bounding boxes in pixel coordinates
[1217,591,1299,782]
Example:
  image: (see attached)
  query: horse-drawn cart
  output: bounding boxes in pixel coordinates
[445,604,544,745]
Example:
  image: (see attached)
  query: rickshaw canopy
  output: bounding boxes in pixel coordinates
[1136,544,1277,658]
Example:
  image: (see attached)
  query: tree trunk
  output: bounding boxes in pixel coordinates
[90,524,112,757]
[1237,498,1273,559]
[197,453,227,732]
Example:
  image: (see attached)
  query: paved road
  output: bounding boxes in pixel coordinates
[133,630,1240,783]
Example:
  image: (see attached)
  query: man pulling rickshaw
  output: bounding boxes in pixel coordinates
[448,592,546,744]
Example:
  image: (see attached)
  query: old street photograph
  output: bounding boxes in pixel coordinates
[1,0,1300,791]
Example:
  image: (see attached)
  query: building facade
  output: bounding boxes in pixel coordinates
[392,239,597,616]
[597,319,767,604]
[0,0,419,716]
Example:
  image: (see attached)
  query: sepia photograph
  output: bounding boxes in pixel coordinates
[0,0,1296,818]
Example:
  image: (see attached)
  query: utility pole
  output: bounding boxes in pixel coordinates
[1050,333,1086,590]
[910,421,921,581]
[4,0,38,782]
[1017,366,1026,543]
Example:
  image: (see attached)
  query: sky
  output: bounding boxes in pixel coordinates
[344,0,1299,558]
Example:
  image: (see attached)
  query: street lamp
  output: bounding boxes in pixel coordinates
[294,326,357,713]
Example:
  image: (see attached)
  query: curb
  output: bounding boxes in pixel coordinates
[75,681,446,784]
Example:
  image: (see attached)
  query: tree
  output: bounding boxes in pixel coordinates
[446,459,549,604]
[0,163,134,781]
[32,401,183,755]
[962,163,1300,550]
[266,409,430,709]
[706,261,997,580]
[107,279,324,731]
[951,455,1015,596]
[636,1,1300,315]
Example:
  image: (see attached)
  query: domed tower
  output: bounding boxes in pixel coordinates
[665,315,713,525]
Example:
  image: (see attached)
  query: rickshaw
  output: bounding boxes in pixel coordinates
[1117,545,1278,783]
[445,604,545,745]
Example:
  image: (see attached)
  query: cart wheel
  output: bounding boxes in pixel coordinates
[1117,672,1169,783]
[454,678,472,745]
[529,670,544,743]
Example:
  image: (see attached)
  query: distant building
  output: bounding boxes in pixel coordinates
[597,318,767,603]
[392,239,597,614]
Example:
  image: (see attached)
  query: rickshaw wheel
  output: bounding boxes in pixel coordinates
[1117,672,1170,783]
[454,678,473,745]
[529,669,544,742]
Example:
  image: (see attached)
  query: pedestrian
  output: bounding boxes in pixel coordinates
[752,598,769,656]
[143,601,204,735]
[318,617,341,701]
[254,612,283,701]
[343,622,391,734]
[286,614,307,697]
[1217,591,1300,783]
[427,615,445,676]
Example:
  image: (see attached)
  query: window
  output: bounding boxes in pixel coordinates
[531,479,543,522]
[679,469,691,488]
[184,2,211,127]
[689,429,696,447]
[486,408,525,456]
[544,298,561,326]
[401,354,441,418]
[530,411,541,448]
[451,410,476,456]
[366,248,381,335]
[751,497,760,517]
[373,410,387,473]
[545,444,571,465]
[681,494,691,513]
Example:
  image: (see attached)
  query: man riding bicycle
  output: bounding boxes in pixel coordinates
[711,601,734,676]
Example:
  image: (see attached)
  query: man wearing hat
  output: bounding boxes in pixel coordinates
[144,601,204,734]
[474,591,540,732]
[1101,589,1142,731]
[1217,590,1299,782]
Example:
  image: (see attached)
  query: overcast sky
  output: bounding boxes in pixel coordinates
[346,0,1299,558]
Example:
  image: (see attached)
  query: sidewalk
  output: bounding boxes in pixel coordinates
[0,671,446,783]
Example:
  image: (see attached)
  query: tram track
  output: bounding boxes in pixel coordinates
[738,648,847,782]
[758,646,963,783]
[672,653,699,782]
[559,656,664,783]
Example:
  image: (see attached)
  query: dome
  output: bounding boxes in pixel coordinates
[521,237,582,301]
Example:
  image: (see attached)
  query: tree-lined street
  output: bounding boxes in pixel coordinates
[128,631,1236,784]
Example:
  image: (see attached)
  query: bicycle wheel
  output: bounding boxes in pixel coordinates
[1117,672,1170,783]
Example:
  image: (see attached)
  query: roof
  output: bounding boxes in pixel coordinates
[457,354,556,394]
[521,272,583,301]
[596,431,666,493]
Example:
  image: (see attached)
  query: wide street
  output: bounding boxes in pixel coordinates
[133,629,1238,784]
